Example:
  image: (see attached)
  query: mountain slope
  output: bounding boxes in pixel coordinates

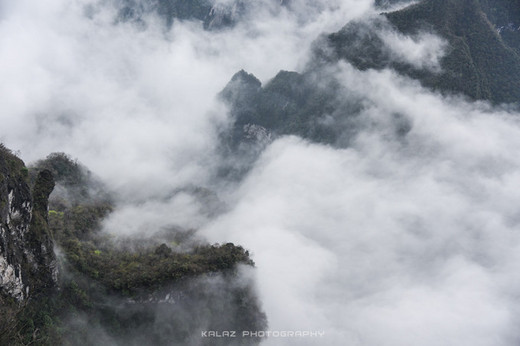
[326,0,520,103]
[216,0,520,180]
[0,149,266,345]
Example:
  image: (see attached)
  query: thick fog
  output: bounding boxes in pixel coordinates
[203,64,520,345]
[3,0,520,345]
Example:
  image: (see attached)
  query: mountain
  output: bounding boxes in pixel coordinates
[117,0,301,31]
[0,145,58,298]
[220,70,341,145]
[0,148,266,345]
[328,0,520,103]
[4,0,520,343]
[218,0,520,174]
[0,145,58,301]
[117,0,211,25]
[0,145,58,342]
[117,0,247,30]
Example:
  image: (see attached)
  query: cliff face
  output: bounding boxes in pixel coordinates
[0,152,266,345]
[0,145,57,301]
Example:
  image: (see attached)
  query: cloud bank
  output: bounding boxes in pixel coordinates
[3,0,520,345]
[202,65,520,345]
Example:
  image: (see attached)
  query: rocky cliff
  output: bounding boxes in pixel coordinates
[0,148,266,345]
[0,145,58,302]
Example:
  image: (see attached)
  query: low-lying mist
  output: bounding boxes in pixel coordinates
[3,0,520,345]
[203,64,520,345]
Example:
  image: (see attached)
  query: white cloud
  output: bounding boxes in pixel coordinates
[202,65,520,345]
[4,0,520,345]
[380,30,447,71]
[0,0,374,199]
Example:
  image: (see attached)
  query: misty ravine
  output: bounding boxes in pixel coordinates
[2,0,520,345]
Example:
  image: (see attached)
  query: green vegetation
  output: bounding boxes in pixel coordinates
[1,151,265,345]
[31,152,105,205]
[48,210,64,218]
[0,143,28,183]
[33,153,84,187]
[6,196,256,344]
[54,206,253,295]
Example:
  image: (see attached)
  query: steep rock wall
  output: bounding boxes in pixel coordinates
[0,146,57,301]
